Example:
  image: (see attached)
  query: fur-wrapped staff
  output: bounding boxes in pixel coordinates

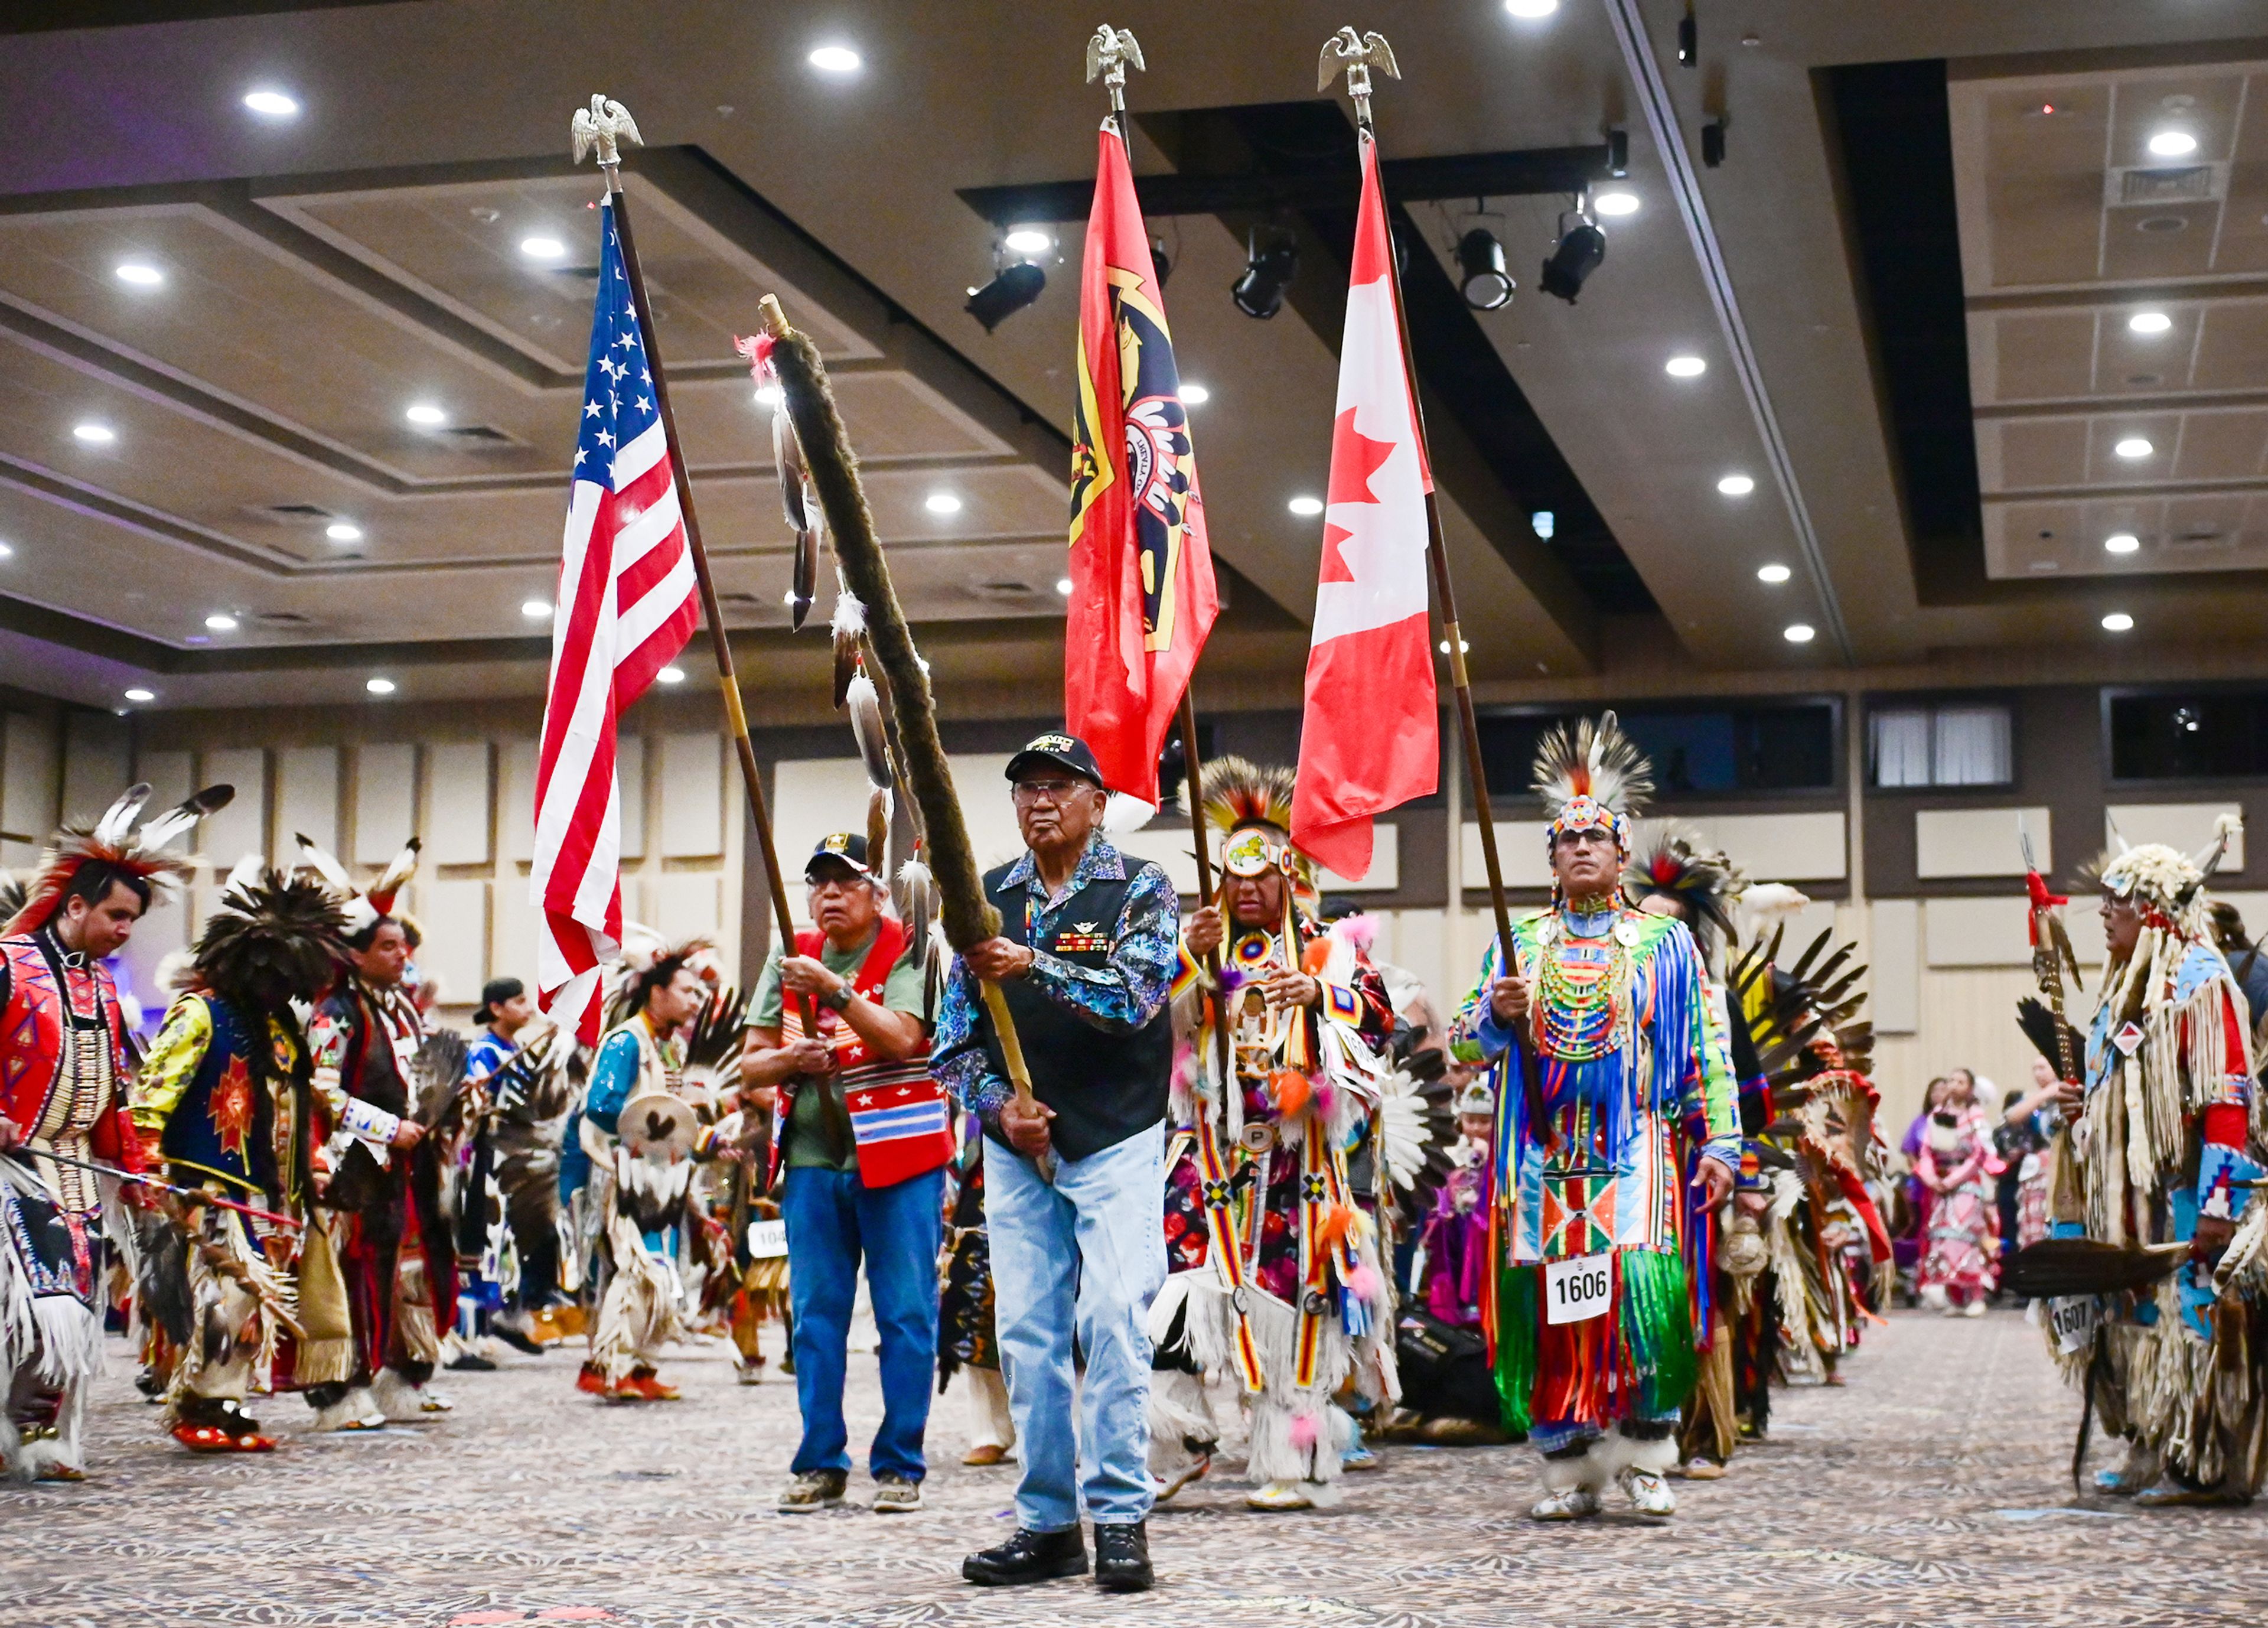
[753,294,1046,1145]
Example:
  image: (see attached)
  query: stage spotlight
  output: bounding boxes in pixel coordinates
[1150,236,1172,287]
[1456,229,1514,310]
[1231,227,1299,320]
[964,262,1045,332]
[1702,117,1728,168]
[1540,209,1605,304]
[1677,4,1697,66]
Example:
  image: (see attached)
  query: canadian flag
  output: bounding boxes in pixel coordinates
[1289,129,1439,881]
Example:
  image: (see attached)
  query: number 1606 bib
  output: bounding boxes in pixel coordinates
[1544,1253,1614,1326]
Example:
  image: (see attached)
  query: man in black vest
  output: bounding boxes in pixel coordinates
[932,732,1179,1594]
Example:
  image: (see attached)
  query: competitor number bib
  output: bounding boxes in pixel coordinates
[1545,1253,1613,1326]
[2047,1294,2098,1356]
[746,1219,788,1259]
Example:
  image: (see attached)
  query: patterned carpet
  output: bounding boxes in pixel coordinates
[2,1307,2262,1627]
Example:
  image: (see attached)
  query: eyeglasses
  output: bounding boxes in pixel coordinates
[1012,778,1088,804]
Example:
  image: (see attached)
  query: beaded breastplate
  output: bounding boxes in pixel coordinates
[1531,910,1637,1063]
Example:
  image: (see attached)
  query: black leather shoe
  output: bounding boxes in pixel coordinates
[1093,1520,1153,1593]
[962,1526,1089,1587]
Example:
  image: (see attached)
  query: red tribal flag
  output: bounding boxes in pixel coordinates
[532,198,700,1043]
[1066,118,1218,807]
[1289,128,1439,881]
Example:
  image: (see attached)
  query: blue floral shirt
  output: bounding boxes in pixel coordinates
[931,835,1180,1132]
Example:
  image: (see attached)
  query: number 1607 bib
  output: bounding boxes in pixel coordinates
[1544,1253,1614,1326]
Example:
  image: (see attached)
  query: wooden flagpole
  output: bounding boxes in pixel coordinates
[571,97,812,1036]
[1087,29,1239,1091]
[1322,36,1524,994]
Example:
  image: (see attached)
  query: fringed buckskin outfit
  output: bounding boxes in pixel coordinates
[2058,831,2268,1503]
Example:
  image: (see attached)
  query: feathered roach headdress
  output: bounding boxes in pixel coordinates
[1531,710,1651,857]
[2,782,233,938]
[1635,823,1744,959]
[294,831,419,938]
[193,859,350,1013]
[2085,813,2240,940]
[604,923,723,1028]
[1201,756,1315,899]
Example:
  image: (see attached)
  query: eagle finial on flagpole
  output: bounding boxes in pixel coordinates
[1086,25,1145,119]
[1318,27,1399,131]
[571,94,644,187]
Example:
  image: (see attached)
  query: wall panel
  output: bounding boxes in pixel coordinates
[277,745,340,860]
[354,744,418,865]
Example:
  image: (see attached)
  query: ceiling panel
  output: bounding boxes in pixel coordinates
[263,174,879,370]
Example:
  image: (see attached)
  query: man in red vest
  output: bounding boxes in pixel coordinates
[741,833,948,1516]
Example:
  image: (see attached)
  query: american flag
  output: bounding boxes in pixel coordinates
[532,197,699,1043]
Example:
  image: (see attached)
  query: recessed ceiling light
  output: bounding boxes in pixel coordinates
[753,383,783,408]
[366,676,397,695]
[0,541,14,559]
[924,492,964,515]
[2147,129,2198,158]
[1531,510,1556,539]
[2101,611,2135,632]
[1504,0,1559,17]
[1003,227,1053,256]
[405,403,446,426]
[1717,473,1754,496]
[1181,383,1211,405]
[123,687,155,703]
[657,665,686,685]
[809,44,862,73]
[1593,190,1640,217]
[114,262,164,287]
[242,89,299,118]
[1783,623,1816,643]
[2104,532,2141,554]
[204,613,239,631]
[2113,436,2153,459]
[1288,495,1325,517]
[2128,310,2173,335]
[325,521,363,542]
[1055,577,1074,596]
[521,599,553,618]
[1757,562,1792,584]
[73,422,116,445]
[1664,354,1706,377]
[519,236,566,261]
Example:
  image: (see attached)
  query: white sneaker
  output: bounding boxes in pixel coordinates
[1618,1467,1676,1516]
[1530,1486,1601,1521]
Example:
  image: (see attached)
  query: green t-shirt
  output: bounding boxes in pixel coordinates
[754,930,930,1171]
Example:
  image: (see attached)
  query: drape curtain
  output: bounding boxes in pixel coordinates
[1870,709,1933,787]
[1869,706,2010,787]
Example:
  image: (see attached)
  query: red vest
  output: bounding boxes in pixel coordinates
[765,920,951,1189]
[0,934,139,1172]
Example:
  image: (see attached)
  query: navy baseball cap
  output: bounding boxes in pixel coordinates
[806,832,878,881]
[1004,731,1104,787]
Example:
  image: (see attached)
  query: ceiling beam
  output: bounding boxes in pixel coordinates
[956,141,1625,228]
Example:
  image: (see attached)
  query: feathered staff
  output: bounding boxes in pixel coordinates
[754,294,1044,1139]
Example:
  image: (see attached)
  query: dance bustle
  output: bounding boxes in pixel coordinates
[2003,1237,2189,1298]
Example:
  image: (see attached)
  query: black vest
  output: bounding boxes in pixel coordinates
[979,855,1174,1163]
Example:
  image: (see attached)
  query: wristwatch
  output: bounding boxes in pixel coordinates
[819,984,853,1013]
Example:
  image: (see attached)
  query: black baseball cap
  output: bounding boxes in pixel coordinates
[806,832,878,881]
[1004,731,1105,787]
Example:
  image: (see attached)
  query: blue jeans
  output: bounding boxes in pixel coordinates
[782,1164,944,1483]
[984,1121,1166,1531]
